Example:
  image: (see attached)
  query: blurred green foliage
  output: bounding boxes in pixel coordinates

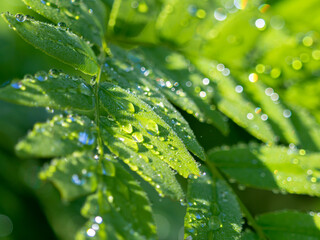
[0,0,320,239]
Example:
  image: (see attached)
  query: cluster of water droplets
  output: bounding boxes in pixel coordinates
[86,216,103,237]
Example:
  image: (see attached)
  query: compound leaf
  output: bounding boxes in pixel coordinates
[99,82,200,179]
[104,44,205,160]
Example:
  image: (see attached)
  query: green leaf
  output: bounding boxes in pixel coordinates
[104,44,205,160]
[22,0,106,47]
[156,0,215,46]
[100,116,185,200]
[98,82,200,179]
[240,231,258,240]
[76,160,157,240]
[184,167,242,240]
[208,144,320,196]
[0,71,95,114]
[234,72,299,145]
[257,211,320,240]
[132,47,229,135]
[107,0,160,43]
[194,58,276,143]
[16,115,96,158]
[289,106,320,151]
[2,12,99,75]
[40,151,98,201]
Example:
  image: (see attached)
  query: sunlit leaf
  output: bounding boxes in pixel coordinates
[2,12,99,75]
[195,58,276,143]
[209,144,320,196]
[132,47,229,135]
[104,44,205,160]
[107,0,160,44]
[98,82,200,179]
[22,0,106,47]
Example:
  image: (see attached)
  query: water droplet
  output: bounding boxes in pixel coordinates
[258,4,270,13]
[249,73,258,83]
[87,228,96,237]
[15,14,26,22]
[72,174,83,185]
[145,120,159,135]
[312,50,320,60]
[283,109,292,118]
[132,132,144,142]
[95,216,103,224]
[234,0,248,10]
[121,123,133,134]
[270,93,279,101]
[255,107,262,114]
[255,18,266,29]
[57,22,67,29]
[196,9,206,19]
[92,224,99,231]
[208,216,223,231]
[303,36,313,47]
[35,71,47,81]
[261,114,268,121]
[199,91,206,98]
[127,102,135,113]
[11,82,22,89]
[247,113,254,120]
[265,88,274,96]
[202,78,210,85]
[214,8,227,21]
[0,215,13,237]
[78,132,95,145]
[49,69,59,78]
[78,83,92,96]
[292,59,302,70]
[235,85,243,93]
[138,2,149,13]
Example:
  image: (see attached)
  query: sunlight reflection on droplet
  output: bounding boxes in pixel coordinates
[255,19,266,29]
[87,228,96,237]
[95,216,103,224]
[235,85,243,93]
[214,8,227,21]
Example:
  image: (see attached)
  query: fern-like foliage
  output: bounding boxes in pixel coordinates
[1,0,320,239]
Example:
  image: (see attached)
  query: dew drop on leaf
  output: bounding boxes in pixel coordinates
[132,132,144,142]
[15,14,26,23]
[121,123,133,134]
[145,120,159,135]
[208,216,223,231]
[35,71,47,82]
[57,22,67,29]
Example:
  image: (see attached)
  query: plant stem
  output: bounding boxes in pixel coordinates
[206,160,268,240]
